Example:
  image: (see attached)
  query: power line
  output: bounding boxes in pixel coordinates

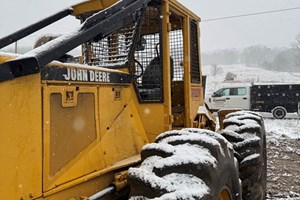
[201,6,300,22]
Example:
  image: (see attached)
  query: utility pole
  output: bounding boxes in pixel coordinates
[14,41,18,53]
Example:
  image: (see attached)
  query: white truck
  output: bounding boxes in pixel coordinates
[206,83,300,119]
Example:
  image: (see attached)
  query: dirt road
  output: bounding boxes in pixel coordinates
[267,138,300,199]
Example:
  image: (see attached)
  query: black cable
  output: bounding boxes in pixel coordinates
[201,6,300,22]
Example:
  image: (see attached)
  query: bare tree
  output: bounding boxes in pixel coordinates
[210,64,222,76]
[293,33,300,50]
[292,33,300,66]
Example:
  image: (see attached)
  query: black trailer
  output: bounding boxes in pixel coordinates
[250,83,300,119]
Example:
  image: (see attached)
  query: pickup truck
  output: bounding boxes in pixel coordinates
[206,83,300,119]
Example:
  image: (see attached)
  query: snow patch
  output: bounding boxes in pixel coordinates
[225,123,261,133]
[183,128,233,151]
[265,119,300,140]
[130,173,210,200]
[155,173,210,200]
[142,143,176,155]
[234,136,260,149]
[241,153,260,164]
[152,144,217,169]
[128,167,174,192]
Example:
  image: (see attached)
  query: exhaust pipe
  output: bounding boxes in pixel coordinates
[88,186,116,200]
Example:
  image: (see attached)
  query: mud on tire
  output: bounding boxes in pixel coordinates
[128,128,241,200]
[221,111,267,200]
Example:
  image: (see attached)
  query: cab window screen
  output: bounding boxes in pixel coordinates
[87,23,136,68]
[170,12,183,81]
[190,20,201,84]
[134,6,163,102]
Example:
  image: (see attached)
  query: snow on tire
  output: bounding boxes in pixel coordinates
[221,111,267,200]
[128,128,241,200]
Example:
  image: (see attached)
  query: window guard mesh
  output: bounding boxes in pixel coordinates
[85,24,136,68]
[170,29,184,81]
[134,6,163,102]
[190,20,201,84]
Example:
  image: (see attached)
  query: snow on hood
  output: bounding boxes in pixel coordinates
[48,61,126,73]
[0,51,20,58]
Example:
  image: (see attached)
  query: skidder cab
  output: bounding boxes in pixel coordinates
[0,0,266,199]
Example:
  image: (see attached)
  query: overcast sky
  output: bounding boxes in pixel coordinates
[0,0,300,52]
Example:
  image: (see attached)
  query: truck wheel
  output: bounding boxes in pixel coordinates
[272,106,287,119]
[128,129,241,200]
[221,111,266,200]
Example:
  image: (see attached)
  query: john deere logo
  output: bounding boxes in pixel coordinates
[63,68,110,82]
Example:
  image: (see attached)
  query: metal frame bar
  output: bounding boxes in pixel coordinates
[0,8,72,49]
[0,0,153,83]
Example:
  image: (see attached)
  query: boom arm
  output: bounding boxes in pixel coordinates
[0,0,153,82]
[0,9,72,49]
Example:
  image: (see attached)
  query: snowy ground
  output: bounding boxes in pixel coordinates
[202,64,300,96]
[265,118,300,200]
[203,65,300,199]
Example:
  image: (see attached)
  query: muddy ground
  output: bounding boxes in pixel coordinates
[266,138,300,199]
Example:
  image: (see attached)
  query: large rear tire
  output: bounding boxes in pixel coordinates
[128,128,241,200]
[221,111,267,200]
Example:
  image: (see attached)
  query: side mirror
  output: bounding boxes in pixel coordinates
[212,92,221,97]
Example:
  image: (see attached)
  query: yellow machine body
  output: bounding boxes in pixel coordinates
[0,0,214,199]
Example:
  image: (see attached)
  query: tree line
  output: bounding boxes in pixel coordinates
[202,33,300,72]
[2,33,300,73]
